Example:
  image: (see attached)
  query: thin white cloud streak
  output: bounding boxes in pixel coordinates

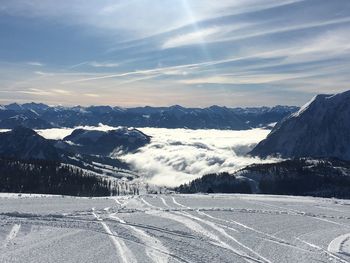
[20,88,54,96]
[19,88,72,97]
[88,61,119,68]
[179,72,316,85]
[34,71,100,76]
[84,93,100,98]
[180,17,350,49]
[60,51,284,84]
[27,61,44,66]
[60,29,350,86]
[122,128,279,187]
[162,27,223,49]
[51,89,71,95]
[69,61,119,68]
[60,64,200,84]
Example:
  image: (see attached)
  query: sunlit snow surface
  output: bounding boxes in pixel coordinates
[1,194,350,263]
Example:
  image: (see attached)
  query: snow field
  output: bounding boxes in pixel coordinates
[1,194,350,262]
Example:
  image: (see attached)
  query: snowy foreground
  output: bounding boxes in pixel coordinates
[1,194,350,263]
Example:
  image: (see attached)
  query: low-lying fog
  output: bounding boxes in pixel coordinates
[124,128,277,186]
[3,126,279,187]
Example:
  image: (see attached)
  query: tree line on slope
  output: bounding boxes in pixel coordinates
[176,172,252,194]
[0,158,117,196]
[176,159,350,199]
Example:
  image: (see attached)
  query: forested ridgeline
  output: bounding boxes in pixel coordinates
[0,158,117,196]
[176,159,350,198]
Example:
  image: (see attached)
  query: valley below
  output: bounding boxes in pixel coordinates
[0,126,273,188]
[1,193,350,263]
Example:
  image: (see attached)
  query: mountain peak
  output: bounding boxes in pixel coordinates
[251,89,350,160]
[11,126,38,136]
[0,126,59,160]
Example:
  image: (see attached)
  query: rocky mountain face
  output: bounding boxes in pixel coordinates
[250,90,350,160]
[0,103,298,130]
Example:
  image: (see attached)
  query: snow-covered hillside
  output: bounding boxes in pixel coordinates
[1,194,350,262]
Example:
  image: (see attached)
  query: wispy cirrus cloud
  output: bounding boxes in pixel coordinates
[19,88,71,96]
[162,27,223,49]
[0,0,304,38]
[84,93,100,97]
[27,61,44,66]
[70,61,119,69]
[0,0,350,106]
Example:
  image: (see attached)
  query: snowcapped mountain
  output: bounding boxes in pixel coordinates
[62,127,150,155]
[0,126,148,179]
[0,114,53,129]
[0,126,61,160]
[4,103,23,111]
[0,103,298,129]
[250,90,350,160]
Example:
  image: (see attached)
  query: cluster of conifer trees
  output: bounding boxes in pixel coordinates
[176,159,350,198]
[0,158,115,196]
[176,172,251,194]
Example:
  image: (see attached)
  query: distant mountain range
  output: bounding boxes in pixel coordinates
[251,90,350,160]
[0,103,298,130]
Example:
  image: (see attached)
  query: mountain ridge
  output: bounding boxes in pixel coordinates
[0,103,298,130]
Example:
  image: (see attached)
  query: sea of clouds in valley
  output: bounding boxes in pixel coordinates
[123,128,279,186]
[2,125,279,187]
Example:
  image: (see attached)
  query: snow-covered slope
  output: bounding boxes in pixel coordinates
[1,194,350,263]
[0,126,61,160]
[0,127,136,179]
[63,127,151,155]
[250,90,350,160]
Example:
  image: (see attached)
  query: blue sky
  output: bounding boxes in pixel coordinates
[0,0,350,107]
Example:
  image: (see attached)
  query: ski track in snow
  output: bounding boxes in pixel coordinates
[160,197,171,209]
[328,233,350,258]
[92,208,137,263]
[196,209,311,253]
[247,199,350,228]
[109,213,171,263]
[3,224,21,247]
[170,197,272,263]
[144,197,271,263]
[141,197,159,209]
[171,197,190,209]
